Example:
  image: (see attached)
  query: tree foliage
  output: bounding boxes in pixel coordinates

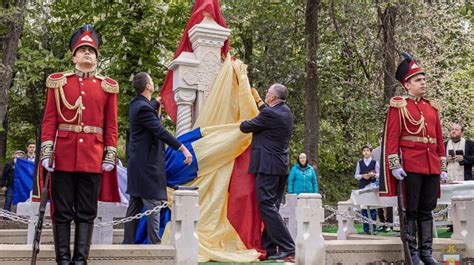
[5,1,473,204]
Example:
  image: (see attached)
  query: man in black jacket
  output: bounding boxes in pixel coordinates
[240,84,295,261]
[123,72,192,244]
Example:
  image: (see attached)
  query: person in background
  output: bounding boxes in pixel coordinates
[445,124,474,182]
[354,144,379,234]
[1,150,26,211]
[287,153,318,195]
[372,133,393,232]
[25,141,36,162]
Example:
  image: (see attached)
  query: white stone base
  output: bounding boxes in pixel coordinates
[326,238,466,264]
[0,244,175,265]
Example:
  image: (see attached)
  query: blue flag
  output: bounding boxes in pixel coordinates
[13,158,34,205]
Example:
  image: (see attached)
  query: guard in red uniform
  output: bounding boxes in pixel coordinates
[380,53,447,265]
[41,24,118,265]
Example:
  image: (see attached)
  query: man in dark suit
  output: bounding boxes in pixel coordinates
[240,83,295,261]
[124,72,192,244]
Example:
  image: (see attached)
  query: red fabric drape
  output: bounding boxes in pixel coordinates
[227,148,265,257]
[160,0,230,122]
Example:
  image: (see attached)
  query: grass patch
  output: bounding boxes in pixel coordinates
[323,224,453,238]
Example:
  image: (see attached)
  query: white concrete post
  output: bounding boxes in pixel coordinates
[171,190,200,265]
[280,193,298,240]
[336,200,357,240]
[92,202,127,244]
[169,15,230,137]
[16,200,43,245]
[295,193,325,265]
[450,196,474,257]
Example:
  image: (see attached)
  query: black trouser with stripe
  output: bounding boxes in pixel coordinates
[255,173,295,255]
[404,172,440,222]
[50,171,102,224]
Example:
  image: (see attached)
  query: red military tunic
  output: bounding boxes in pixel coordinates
[380,96,446,196]
[41,71,118,173]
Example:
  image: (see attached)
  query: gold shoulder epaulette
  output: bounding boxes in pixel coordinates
[46,71,74,89]
[96,74,119,94]
[389,96,407,108]
[427,99,441,111]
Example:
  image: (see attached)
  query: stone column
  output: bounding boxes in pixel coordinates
[169,15,230,137]
[171,190,200,265]
[295,193,325,265]
[336,200,357,240]
[169,53,199,137]
[450,196,474,257]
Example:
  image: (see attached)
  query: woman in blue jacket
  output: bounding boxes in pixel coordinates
[288,153,318,194]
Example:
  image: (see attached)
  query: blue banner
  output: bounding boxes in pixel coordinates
[13,158,34,205]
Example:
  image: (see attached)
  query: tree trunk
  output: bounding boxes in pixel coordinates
[303,0,321,167]
[379,4,398,104]
[0,0,27,160]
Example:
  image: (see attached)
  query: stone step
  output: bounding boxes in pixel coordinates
[0,244,175,265]
[0,229,124,245]
[325,238,466,264]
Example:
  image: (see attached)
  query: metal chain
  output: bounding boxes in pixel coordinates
[0,209,51,227]
[95,202,169,227]
[0,202,452,228]
[0,202,168,228]
[323,204,452,228]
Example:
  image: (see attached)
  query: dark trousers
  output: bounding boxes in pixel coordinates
[362,209,377,234]
[3,187,13,211]
[50,171,102,224]
[377,207,393,224]
[123,196,162,244]
[404,172,439,222]
[256,173,295,255]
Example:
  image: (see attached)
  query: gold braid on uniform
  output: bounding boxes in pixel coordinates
[47,71,84,125]
[388,154,401,170]
[95,74,119,94]
[390,96,426,136]
[103,146,117,165]
[441,157,447,172]
[41,140,54,160]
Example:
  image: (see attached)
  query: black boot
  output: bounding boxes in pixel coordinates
[72,222,94,265]
[418,220,440,265]
[53,223,72,265]
[407,221,423,264]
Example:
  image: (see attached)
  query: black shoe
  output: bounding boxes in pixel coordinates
[53,223,72,265]
[267,251,295,260]
[418,220,440,265]
[72,223,94,265]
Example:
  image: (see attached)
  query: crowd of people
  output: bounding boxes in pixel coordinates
[0,24,473,265]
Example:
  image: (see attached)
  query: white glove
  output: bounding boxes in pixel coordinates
[102,163,114,172]
[42,159,54,172]
[440,171,448,181]
[391,168,407,181]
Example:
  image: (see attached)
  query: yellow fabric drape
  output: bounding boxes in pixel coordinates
[164,56,260,262]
